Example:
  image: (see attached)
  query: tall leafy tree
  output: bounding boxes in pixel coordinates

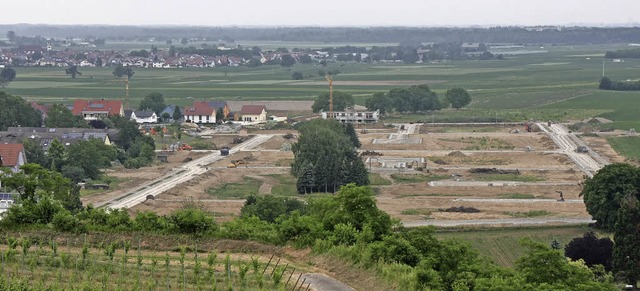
[47,139,66,172]
[365,92,393,115]
[344,123,361,148]
[65,65,82,79]
[580,163,640,231]
[22,138,47,167]
[599,77,613,90]
[138,92,165,114]
[0,67,17,88]
[445,88,472,109]
[280,54,296,67]
[45,103,87,128]
[613,195,640,286]
[311,91,354,113]
[112,64,135,79]
[0,92,42,130]
[292,119,368,193]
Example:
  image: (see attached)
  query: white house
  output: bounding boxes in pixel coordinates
[130,110,158,124]
[183,102,217,124]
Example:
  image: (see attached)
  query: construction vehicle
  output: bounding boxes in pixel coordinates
[220,146,230,156]
[227,160,246,168]
[179,144,192,151]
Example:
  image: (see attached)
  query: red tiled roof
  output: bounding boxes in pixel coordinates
[240,105,267,115]
[0,144,24,167]
[184,101,215,116]
[30,102,49,115]
[72,99,123,116]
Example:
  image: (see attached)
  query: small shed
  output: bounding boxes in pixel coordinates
[157,154,169,163]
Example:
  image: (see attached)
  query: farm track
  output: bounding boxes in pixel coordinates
[98,135,274,209]
[405,218,595,227]
[537,123,606,177]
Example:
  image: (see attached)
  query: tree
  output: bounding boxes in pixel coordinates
[292,119,369,193]
[216,107,224,122]
[565,232,613,271]
[66,139,116,180]
[580,163,640,231]
[280,54,296,67]
[6,31,16,43]
[365,92,393,115]
[0,67,16,88]
[247,58,262,67]
[445,88,472,109]
[0,92,42,130]
[65,65,82,79]
[172,105,182,121]
[311,91,354,113]
[180,38,188,45]
[299,54,313,64]
[613,195,640,286]
[46,103,86,128]
[47,139,66,172]
[23,138,47,168]
[291,71,304,80]
[599,77,613,90]
[112,64,135,79]
[344,123,361,148]
[138,92,165,115]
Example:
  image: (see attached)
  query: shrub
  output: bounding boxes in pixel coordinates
[170,208,217,235]
[52,210,86,233]
[134,211,170,232]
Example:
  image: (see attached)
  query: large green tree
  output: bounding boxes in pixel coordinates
[580,163,640,231]
[45,103,87,128]
[0,67,17,88]
[365,92,393,115]
[112,64,135,79]
[138,92,165,114]
[0,92,42,130]
[311,91,354,113]
[65,65,82,79]
[66,139,117,180]
[292,119,369,193]
[445,88,472,109]
[280,54,296,67]
[613,195,640,286]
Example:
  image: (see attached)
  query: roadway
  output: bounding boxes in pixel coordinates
[98,134,274,209]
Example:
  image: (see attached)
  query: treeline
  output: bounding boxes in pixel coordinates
[599,76,640,91]
[0,178,617,290]
[605,48,640,59]
[365,85,472,114]
[3,24,640,44]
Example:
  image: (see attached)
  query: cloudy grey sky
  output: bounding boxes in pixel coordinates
[3,0,639,26]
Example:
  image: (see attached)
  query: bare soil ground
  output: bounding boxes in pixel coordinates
[103,122,626,227]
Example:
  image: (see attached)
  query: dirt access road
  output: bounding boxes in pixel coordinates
[98,135,274,209]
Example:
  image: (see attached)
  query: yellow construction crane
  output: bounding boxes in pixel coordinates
[122,76,130,110]
[325,74,333,119]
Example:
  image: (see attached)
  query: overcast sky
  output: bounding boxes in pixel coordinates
[3,0,639,27]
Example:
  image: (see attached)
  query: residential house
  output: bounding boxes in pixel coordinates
[269,113,288,123]
[321,110,380,124]
[239,105,268,123]
[130,110,158,124]
[159,105,178,121]
[0,144,27,173]
[72,99,124,120]
[30,102,49,120]
[208,101,231,120]
[183,102,216,124]
[1,127,117,151]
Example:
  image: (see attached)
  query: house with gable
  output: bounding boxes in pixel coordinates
[72,99,124,120]
[0,144,27,173]
[130,110,158,124]
[208,101,231,120]
[239,105,268,123]
[183,101,216,124]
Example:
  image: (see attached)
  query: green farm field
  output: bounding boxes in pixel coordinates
[2,43,639,127]
[435,226,602,267]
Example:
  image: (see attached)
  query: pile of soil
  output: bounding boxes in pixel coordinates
[448,151,468,157]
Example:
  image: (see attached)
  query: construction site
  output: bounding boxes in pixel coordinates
[79,118,627,227]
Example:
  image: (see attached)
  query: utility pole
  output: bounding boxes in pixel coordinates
[602,58,605,77]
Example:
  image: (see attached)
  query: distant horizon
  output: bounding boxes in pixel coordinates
[3,0,639,28]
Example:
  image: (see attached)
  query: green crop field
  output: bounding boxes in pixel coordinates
[436,226,602,267]
[2,43,639,128]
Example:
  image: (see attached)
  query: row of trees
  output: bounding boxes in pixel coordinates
[581,163,640,285]
[599,76,640,91]
[365,85,472,114]
[291,119,367,194]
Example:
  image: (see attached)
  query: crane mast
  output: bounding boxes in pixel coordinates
[325,75,333,119]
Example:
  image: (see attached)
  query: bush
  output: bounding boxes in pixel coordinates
[133,211,171,232]
[52,210,86,233]
[170,208,217,235]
